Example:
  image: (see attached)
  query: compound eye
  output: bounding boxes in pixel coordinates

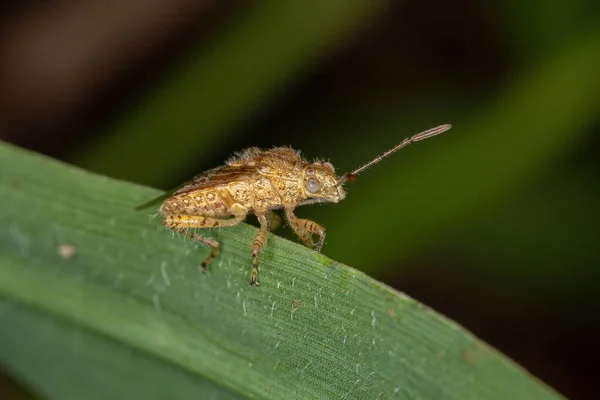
[305,177,321,194]
[323,162,335,172]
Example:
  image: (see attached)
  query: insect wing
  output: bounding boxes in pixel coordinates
[134,167,221,210]
[171,165,258,196]
[135,164,258,210]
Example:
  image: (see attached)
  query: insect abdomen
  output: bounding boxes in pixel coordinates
[160,189,231,217]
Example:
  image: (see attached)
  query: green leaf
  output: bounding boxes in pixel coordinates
[0,143,562,399]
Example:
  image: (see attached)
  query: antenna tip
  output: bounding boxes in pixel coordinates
[412,124,452,141]
[436,124,452,133]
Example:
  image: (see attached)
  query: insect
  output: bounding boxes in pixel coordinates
[137,124,451,285]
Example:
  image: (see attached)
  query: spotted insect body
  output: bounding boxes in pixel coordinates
[138,124,451,285]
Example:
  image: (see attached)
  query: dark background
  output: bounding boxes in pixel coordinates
[1,1,599,398]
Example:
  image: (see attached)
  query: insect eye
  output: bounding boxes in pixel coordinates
[305,178,321,194]
[323,162,334,172]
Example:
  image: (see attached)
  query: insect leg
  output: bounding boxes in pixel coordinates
[267,210,282,232]
[296,230,315,249]
[285,209,326,252]
[250,214,269,286]
[163,214,244,272]
[170,228,220,273]
[291,224,315,249]
[285,210,315,248]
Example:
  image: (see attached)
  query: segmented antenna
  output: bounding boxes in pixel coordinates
[337,124,451,185]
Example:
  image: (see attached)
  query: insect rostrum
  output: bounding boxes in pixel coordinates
[139,124,451,286]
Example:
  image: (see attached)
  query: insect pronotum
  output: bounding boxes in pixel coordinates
[138,124,451,285]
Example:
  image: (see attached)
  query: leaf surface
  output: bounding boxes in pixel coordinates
[0,143,561,399]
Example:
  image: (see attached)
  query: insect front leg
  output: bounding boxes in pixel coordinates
[250,214,269,286]
[163,214,245,272]
[285,208,326,252]
[289,222,315,249]
[295,230,315,249]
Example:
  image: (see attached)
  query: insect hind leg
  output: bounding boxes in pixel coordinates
[163,214,244,272]
[171,227,219,272]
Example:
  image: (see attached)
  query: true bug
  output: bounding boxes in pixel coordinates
[137,124,451,285]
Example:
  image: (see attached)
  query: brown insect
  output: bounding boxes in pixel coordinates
[138,124,451,285]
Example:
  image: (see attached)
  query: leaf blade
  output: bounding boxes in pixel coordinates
[0,142,562,399]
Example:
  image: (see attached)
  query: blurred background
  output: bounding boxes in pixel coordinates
[1,1,599,398]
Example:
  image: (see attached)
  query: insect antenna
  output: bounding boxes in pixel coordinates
[337,124,451,186]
